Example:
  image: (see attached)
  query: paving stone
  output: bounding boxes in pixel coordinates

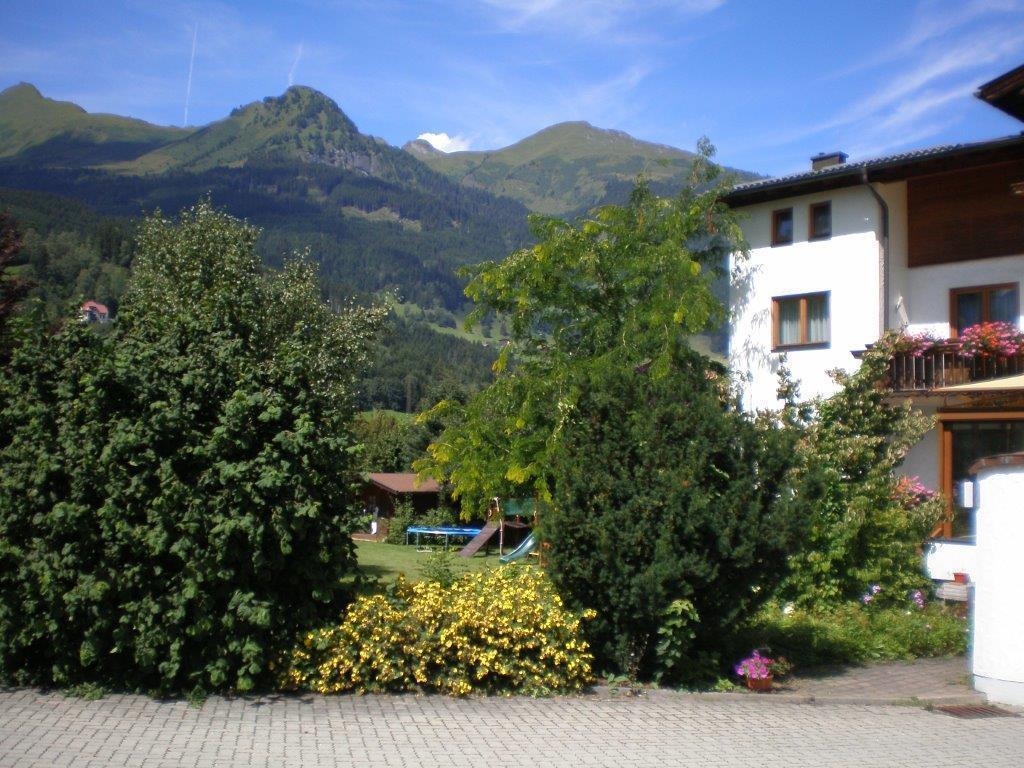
[1,661,1021,768]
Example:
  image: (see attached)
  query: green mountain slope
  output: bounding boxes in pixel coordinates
[0,83,192,166]
[405,121,713,215]
[121,86,448,191]
[0,84,532,312]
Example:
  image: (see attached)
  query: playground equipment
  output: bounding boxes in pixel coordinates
[405,525,482,551]
[499,533,537,564]
[458,520,499,558]
[458,497,539,560]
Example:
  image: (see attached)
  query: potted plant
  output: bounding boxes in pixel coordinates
[734,650,788,691]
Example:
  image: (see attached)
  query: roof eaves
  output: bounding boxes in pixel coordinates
[723,134,1024,206]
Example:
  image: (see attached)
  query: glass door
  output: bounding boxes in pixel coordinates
[948,420,1024,538]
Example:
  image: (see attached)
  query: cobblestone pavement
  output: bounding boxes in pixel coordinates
[779,656,980,703]
[2,684,1023,768]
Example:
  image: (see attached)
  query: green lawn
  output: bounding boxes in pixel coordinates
[354,540,500,586]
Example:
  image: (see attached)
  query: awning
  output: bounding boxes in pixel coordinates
[935,373,1024,393]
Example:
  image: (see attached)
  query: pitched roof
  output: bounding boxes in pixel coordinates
[81,300,109,314]
[976,63,1024,122]
[723,133,1024,207]
[367,472,440,494]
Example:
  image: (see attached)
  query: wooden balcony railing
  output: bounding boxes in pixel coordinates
[887,343,1024,392]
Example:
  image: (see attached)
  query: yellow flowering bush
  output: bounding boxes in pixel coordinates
[283,565,595,696]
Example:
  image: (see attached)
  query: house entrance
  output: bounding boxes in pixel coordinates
[939,414,1024,539]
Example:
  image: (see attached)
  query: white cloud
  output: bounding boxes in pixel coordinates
[746,5,1024,163]
[477,0,724,38]
[826,0,1022,79]
[287,42,304,87]
[417,131,473,152]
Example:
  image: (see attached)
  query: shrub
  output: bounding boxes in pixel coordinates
[384,499,416,545]
[0,202,384,695]
[778,339,942,607]
[541,346,801,680]
[284,565,595,696]
[383,503,457,545]
[728,602,968,670]
[419,549,459,587]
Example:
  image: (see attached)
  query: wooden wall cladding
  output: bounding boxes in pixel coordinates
[908,159,1024,267]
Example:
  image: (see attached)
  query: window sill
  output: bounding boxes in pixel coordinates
[770,240,793,248]
[772,342,831,352]
[809,234,832,242]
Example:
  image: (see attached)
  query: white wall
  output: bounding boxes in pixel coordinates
[972,464,1024,706]
[730,186,882,410]
[895,255,1024,337]
[924,540,975,581]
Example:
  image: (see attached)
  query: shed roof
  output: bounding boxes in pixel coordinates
[367,472,440,494]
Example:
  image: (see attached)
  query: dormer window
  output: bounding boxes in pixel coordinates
[809,201,832,240]
[771,208,793,246]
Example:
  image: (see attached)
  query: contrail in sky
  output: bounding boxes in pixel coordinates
[184,24,198,126]
[288,42,304,87]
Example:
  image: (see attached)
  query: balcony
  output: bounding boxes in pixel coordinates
[887,343,1024,393]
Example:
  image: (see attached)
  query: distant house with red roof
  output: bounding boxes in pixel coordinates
[357,472,442,540]
[79,300,110,324]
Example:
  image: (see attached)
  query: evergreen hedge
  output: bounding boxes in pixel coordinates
[540,347,801,680]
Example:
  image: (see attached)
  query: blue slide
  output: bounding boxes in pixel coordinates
[499,533,537,564]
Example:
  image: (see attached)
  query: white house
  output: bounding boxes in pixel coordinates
[724,63,1024,579]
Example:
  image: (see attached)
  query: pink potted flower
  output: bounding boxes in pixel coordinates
[735,650,776,691]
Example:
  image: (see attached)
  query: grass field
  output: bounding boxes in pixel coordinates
[354,540,500,586]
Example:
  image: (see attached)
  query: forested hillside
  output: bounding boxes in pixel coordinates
[0,188,497,410]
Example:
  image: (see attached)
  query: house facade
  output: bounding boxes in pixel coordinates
[725,64,1024,579]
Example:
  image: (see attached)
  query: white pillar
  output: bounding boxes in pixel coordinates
[971,454,1024,706]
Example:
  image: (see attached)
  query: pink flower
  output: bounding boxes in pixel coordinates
[958,322,1024,357]
[735,651,775,680]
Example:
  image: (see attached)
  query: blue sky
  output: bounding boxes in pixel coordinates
[2,0,1023,175]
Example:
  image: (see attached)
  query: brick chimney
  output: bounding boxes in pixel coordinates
[810,151,848,170]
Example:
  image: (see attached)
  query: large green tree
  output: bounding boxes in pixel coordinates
[416,146,803,678]
[417,143,743,516]
[0,202,384,695]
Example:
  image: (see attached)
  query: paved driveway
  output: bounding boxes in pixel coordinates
[1,687,1022,768]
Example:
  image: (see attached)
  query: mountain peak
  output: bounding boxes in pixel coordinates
[0,82,189,163]
[123,85,425,180]
[1,82,45,99]
[411,120,710,215]
[0,82,85,114]
[403,138,444,158]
